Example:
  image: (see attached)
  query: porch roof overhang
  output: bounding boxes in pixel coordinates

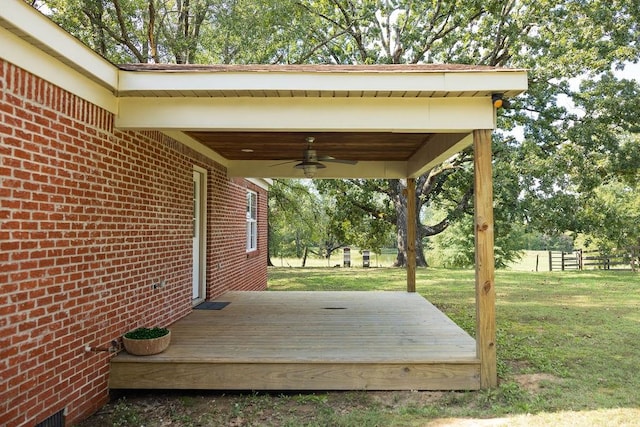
[115,64,528,179]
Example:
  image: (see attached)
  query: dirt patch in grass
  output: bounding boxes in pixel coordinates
[369,390,447,407]
[513,373,560,392]
[426,419,511,426]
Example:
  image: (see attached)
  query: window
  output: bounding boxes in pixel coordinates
[246,190,257,251]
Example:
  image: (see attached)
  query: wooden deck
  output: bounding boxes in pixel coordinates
[110,291,480,390]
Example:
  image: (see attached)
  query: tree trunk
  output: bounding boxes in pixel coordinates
[295,232,302,257]
[267,222,274,266]
[416,238,427,267]
[390,179,427,267]
[395,216,428,267]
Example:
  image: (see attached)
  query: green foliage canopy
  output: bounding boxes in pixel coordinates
[30,0,640,266]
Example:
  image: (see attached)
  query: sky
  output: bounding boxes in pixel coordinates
[615,62,640,82]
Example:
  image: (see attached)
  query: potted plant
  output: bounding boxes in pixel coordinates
[122,327,171,356]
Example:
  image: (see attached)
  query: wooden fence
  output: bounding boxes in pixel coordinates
[548,248,639,272]
[548,250,582,271]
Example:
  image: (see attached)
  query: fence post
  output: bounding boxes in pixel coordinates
[561,251,565,271]
[548,251,552,271]
[578,249,583,270]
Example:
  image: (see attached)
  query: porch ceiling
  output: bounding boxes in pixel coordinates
[184,131,440,162]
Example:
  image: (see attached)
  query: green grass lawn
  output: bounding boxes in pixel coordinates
[267,267,640,425]
[85,267,640,427]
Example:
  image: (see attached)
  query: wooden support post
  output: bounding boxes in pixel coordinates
[473,129,497,388]
[406,178,416,293]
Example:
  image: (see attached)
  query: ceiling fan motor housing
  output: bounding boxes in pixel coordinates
[305,149,317,162]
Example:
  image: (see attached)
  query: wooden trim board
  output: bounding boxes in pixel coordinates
[109,362,480,391]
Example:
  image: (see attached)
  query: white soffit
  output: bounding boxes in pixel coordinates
[161,130,229,167]
[407,134,474,178]
[246,178,273,190]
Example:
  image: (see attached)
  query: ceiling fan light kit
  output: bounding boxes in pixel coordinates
[294,160,326,178]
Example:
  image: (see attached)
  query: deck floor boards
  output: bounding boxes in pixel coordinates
[110,291,480,390]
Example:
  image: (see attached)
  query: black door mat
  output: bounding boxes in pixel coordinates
[194,301,230,310]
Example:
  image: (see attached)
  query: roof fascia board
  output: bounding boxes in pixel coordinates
[0,1,118,98]
[118,69,528,96]
[115,97,495,132]
[1,0,118,87]
[442,72,528,94]
[0,26,118,114]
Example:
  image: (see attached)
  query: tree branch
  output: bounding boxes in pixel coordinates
[111,0,145,61]
[480,0,516,66]
[294,28,351,64]
[411,4,485,63]
[330,0,369,61]
[420,188,473,237]
[147,0,159,62]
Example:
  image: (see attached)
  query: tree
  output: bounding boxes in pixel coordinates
[299,0,640,266]
[578,178,640,253]
[33,0,640,267]
[268,179,350,267]
[33,0,158,63]
[32,0,305,64]
[314,179,395,260]
[268,179,320,266]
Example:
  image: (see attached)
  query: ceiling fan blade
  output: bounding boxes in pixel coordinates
[317,156,358,165]
[270,160,300,167]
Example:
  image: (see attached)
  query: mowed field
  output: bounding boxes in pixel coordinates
[272,249,551,270]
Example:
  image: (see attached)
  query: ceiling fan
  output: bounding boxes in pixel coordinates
[279,136,358,178]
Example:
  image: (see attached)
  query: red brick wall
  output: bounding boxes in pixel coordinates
[0,61,267,426]
[207,173,269,298]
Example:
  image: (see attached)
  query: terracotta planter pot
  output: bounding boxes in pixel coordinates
[122,330,171,356]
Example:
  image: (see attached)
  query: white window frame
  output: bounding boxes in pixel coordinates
[246,190,257,252]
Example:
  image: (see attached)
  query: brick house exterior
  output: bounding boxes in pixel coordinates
[0,59,268,426]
